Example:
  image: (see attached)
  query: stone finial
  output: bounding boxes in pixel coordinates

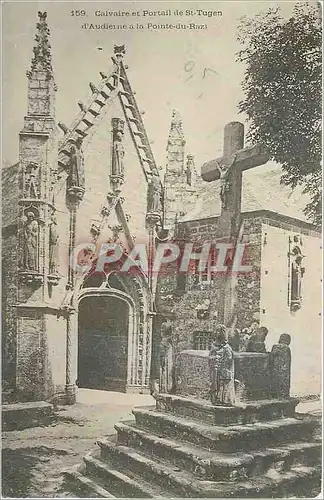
[89,82,99,94]
[170,110,184,137]
[29,11,53,77]
[114,44,126,62]
[166,109,186,158]
[78,101,87,113]
[186,154,195,166]
[58,122,70,135]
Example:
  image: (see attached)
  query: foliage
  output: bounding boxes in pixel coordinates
[237,3,322,227]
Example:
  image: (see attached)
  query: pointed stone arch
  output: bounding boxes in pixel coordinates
[68,259,153,394]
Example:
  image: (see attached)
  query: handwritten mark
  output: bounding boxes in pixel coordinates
[184,61,195,72]
[183,61,219,100]
[203,67,219,79]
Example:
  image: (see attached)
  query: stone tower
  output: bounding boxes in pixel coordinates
[3,12,59,401]
[163,110,198,230]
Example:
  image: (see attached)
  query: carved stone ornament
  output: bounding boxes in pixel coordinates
[29,12,53,77]
[110,118,125,193]
[114,44,126,60]
[147,171,162,215]
[19,210,43,285]
[66,138,85,202]
[48,214,60,285]
[23,162,39,198]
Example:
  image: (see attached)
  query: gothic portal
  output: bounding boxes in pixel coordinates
[78,296,129,392]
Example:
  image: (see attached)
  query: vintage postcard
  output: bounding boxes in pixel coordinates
[2,1,322,498]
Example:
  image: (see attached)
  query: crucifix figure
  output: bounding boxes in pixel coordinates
[214,153,238,210]
[202,122,269,238]
[201,122,269,323]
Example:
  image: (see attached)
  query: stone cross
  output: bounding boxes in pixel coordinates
[201,122,269,324]
[201,122,269,238]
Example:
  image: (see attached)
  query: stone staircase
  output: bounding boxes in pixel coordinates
[62,393,321,498]
[2,401,55,431]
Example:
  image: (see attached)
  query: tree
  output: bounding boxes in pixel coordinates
[237,3,322,227]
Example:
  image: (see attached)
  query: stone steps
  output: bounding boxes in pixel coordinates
[115,420,321,481]
[2,401,55,431]
[98,436,221,497]
[62,396,321,498]
[97,437,321,498]
[83,450,167,498]
[62,465,115,498]
[155,393,299,425]
[132,407,318,453]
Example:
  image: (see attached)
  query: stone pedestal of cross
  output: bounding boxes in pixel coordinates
[201,121,269,325]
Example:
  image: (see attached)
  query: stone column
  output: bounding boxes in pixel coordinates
[65,306,76,403]
[64,145,85,401]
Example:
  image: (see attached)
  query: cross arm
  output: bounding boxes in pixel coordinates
[201,143,270,182]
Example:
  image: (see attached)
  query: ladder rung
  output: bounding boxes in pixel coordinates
[129,118,140,125]
[100,90,110,99]
[113,72,126,81]
[142,157,152,164]
[134,131,145,138]
[138,145,148,151]
[88,108,100,117]
[120,91,131,98]
[106,82,115,91]
[82,118,94,127]
[75,129,87,138]
[94,99,105,107]
[60,148,71,156]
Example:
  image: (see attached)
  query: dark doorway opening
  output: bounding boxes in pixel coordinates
[77,295,129,392]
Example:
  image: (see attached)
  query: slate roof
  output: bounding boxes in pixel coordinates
[181,162,311,224]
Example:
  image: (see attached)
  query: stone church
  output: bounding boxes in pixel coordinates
[2,11,321,405]
[159,115,322,398]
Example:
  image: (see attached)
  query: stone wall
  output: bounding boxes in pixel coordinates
[175,350,279,402]
[235,216,262,328]
[2,232,19,394]
[259,219,322,397]
[2,164,20,395]
[156,215,263,358]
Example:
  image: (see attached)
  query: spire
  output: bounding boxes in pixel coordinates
[166,110,186,171]
[24,11,56,121]
[168,110,185,143]
[27,12,53,78]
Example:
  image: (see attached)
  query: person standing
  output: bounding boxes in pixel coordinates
[209,324,235,406]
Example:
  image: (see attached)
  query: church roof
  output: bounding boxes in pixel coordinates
[56,45,159,186]
[181,163,311,224]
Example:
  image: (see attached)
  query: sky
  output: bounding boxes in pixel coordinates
[3,1,300,170]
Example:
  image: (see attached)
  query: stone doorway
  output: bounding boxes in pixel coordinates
[77,295,130,392]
